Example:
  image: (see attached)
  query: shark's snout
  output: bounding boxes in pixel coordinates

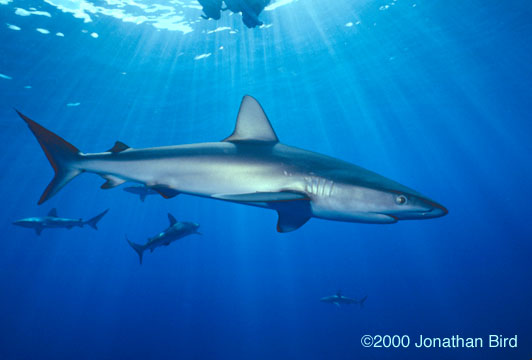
[391,197,448,220]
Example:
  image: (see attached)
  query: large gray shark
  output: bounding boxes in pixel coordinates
[16,95,447,233]
[320,291,367,308]
[13,208,109,235]
[126,213,200,264]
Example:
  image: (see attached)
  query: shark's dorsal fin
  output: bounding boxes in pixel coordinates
[107,141,130,153]
[48,208,58,217]
[337,290,342,298]
[168,213,177,226]
[223,96,279,143]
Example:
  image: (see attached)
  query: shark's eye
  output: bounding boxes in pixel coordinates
[395,195,407,205]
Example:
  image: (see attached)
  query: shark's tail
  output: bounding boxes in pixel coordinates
[16,110,83,205]
[85,209,109,230]
[359,295,368,308]
[126,236,145,265]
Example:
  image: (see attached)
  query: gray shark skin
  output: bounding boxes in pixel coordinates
[320,291,367,308]
[123,185,158,202]
[126,213,200,264]
[16,95,447,233]
[13,208,109,235]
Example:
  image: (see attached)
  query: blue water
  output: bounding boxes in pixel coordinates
[1,0,531,359]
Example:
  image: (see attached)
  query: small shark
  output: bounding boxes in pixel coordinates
[320,291,367,308]
[16,95,447,233]
[123,185,158,202]
[13,208,109,235]
[126,213,200,264]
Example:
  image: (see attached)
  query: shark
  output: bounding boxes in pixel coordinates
[320,291,367,308]
[126,213,200,264]
[13,208,109,235]
[123,185,158,202]
[16,95,447,233]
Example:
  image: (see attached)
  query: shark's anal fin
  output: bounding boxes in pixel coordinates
[107,141,130,153]
[223,96,279,143]
[150,185,180,199]
[213,191,311,232]
[48,208,58,217]
[168,213,177,226]
[100,175,126,189]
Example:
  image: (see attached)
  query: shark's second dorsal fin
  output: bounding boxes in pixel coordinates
[48,208,58,217]
[223,96,279,143]
[107,141,130,153]
[168,213,177,226]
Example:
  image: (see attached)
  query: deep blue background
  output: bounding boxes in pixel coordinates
[0,0,531,359]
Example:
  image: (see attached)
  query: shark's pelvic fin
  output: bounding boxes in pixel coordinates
[223,95,279,143]
[35,227,43,236]
[16,110,82,205]
[48,208,58,217]
[107,141,130,153]
[150,185,180,199]
[168,213,177,226]
[100,175,126,189]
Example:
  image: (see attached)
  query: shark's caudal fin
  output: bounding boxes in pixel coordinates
[223,96,279,143]
[16,110,82,205]
[85,209,109,230]
[359,295,368,308]
[126,236,145,265]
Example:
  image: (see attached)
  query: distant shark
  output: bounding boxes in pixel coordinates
[16,95,447,233]
[126,213,200,264]
[13,208,109,235]
[123,185,158,202]
[320,291,367,308]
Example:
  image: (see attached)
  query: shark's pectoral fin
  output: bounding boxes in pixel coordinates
[213,191,311,232]
[35,227,43,236]
[100,175,126,189]
[107,141,130,153]
[150,185,180,199]
[275,204,312,233]
[334,302,340,308]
